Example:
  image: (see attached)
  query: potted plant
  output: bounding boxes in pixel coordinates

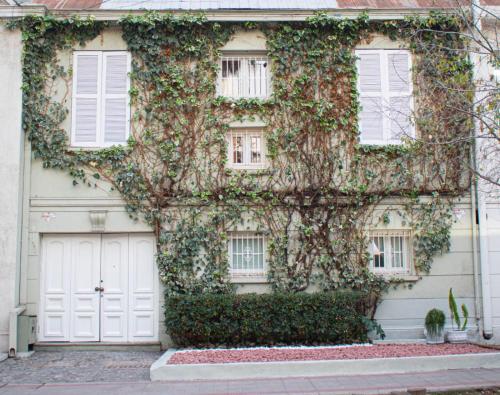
[424,308,445,344]
[447,288,469,343]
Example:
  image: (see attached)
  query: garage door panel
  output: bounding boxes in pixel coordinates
[131,294,154,310]
[72,239,100,293]
[73,314,98,338]
[44,313,66,338]
[40,233,157,343]
[129,235,158,342]
[101,314,126,338]
[131,313,155,338]
[44,295,65,311]
[40,236,71,341]
[44,240,66,293]
[101,234,129,342]
[70,235,100,342]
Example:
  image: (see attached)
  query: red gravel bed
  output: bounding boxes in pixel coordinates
[167,344,496,365]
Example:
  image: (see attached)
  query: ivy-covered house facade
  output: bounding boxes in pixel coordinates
[0,0,498,353]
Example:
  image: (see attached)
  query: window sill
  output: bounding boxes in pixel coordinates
[68,144,127,151]
[217,96,272,102]
[230,274,268,284]
[360,140,404,146]
[226,165,269,172]
[382,274,421,282]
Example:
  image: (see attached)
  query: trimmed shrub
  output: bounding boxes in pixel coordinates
[165,291,370,347]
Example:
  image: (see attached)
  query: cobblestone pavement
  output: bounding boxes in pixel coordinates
[0,351,161,384]
[0,366,500,394]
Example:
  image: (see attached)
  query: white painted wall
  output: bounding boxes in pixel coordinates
[486,204,500,340]
[0,25,24,352]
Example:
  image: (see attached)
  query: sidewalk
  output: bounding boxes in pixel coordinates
[1,368,499,395]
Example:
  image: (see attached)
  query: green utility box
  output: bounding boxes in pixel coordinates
[17,316,37,353]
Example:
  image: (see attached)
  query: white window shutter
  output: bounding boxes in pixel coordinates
[357,51,383,142]
[390,96,411,140]
[360,97,384,141]
[358,53,381,93]
[72,53,100,145]
[388,52,413,140]
[103,52,130,144]
[388,53,410,93]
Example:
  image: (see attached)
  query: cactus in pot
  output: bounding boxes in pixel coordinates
[447,288,469,343]
[425,308,446,344]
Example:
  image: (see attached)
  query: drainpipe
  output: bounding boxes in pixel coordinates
[470,0,493,340]
[470,176,482,332]
[8,306,26,357]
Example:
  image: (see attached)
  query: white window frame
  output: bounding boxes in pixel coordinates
[369,230,412,274]
[227,128,267,170]
[228,233,267,278]
[217,53,271,99]
[71,51,131,148]
[356,49,414,145]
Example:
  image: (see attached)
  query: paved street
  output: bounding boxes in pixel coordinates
[1,351,500,394]
[0,351,161,384]
[0,368,500,394]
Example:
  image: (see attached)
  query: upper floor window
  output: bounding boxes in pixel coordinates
[356,49,414,145]
[71,51,130,147]
[369,230,412,274]
[227,128,266,169]
[218,54,271,99]
[228,233,266,277]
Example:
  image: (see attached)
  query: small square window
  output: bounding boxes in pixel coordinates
[227,129,266,169]
[228,233,266,277]
[218,54,271,99]
[369,230,411,274]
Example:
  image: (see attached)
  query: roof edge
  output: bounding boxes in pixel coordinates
[39,8,455,21]
[0,4,46,17]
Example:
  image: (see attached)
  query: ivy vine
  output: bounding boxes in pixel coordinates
[8,11,472,315]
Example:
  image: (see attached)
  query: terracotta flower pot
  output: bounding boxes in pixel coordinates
[446,330,468,343]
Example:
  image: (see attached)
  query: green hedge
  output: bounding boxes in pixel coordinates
[165,291,370,347]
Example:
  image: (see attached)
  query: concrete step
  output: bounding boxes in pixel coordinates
[373,339,426,345]
[34,342,162,352]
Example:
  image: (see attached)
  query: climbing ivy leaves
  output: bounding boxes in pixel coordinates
[9,12,471,303]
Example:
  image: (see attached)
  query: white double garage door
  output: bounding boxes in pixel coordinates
[39,234,159,343]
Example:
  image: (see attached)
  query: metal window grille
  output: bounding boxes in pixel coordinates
[229,233,266,276]
[369,230,411,273]
[227,129,264,168]
[219,56,270,99]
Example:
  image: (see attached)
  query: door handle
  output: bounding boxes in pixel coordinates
[94,286,104,292]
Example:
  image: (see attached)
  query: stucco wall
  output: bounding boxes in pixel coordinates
[487,203,500,339]
[375,203,478,339]
[0,25,24,352]
[22,27,481,345]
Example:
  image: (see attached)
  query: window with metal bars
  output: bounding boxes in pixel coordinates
[369,230,412,274]
[218,55,270,99]
[227,129,265,169]
[228,233,266,276]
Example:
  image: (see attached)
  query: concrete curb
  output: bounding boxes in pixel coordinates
[150,351,500,381]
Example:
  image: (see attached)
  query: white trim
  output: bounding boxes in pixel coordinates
[356,49,414,145]
[41,9,456,22]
